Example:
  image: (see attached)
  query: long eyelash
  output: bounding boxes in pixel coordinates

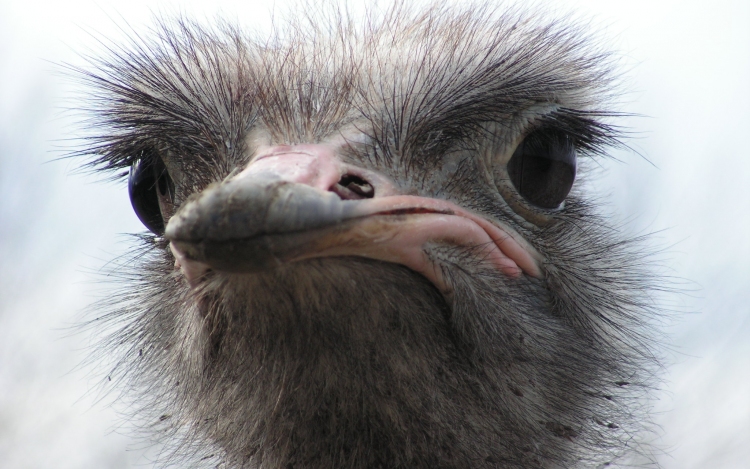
[539,108,630,157]
[65,18,254,185]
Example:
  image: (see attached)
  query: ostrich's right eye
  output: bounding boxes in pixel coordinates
[506,128,576,209]
[128,156,173,234]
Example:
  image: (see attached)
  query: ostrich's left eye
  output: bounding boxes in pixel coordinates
[507,128,576,209]
[128,154,174,234]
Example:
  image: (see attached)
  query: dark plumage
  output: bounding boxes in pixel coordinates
[76,3,660,468]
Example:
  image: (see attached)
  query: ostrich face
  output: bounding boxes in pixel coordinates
[82,4,657,468]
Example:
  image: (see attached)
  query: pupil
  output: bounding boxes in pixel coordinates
[507,129,576,209]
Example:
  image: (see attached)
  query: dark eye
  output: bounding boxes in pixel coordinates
[506,128,576,209]
[128,154,174,234]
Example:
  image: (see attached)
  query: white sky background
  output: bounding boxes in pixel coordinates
[0,0,748,467]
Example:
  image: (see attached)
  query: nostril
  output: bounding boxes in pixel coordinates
[330,174,375,200]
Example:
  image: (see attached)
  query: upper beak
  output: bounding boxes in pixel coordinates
[165,171,366,272]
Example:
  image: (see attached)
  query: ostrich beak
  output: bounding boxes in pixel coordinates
[165,145,542,293]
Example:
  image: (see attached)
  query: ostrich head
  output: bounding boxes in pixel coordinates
[78,3,659,468]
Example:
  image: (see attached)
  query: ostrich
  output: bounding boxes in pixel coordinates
[77,3,660,468]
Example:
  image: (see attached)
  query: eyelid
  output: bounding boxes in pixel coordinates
[494,104,566,159]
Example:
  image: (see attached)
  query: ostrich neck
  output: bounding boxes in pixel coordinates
[163,257,550,468]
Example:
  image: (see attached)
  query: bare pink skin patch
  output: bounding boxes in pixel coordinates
[169,144,543,293]
[171,243,210,289]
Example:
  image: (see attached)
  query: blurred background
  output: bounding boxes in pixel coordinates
[0,0,747,467]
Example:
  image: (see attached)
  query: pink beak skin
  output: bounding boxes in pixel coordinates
[165,144,543,296]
